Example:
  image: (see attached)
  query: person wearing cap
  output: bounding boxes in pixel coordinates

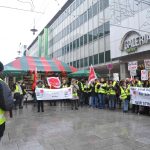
[0,61,6,140]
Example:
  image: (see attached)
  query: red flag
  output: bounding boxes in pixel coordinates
[88,65,97,83]
[32,68,37,91]
[47,77,61,89]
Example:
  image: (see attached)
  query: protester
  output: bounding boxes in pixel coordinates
[36,80,45,112]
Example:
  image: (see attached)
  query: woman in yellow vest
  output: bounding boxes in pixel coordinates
[119,80,129,112]
[0,61,6,140]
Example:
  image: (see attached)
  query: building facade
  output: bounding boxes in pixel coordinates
[28,0,116,77]
[110,0,150,79]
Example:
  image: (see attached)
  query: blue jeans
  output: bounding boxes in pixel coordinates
[98,94,105,109]
[123,99,129,112]
[109,95,116,109]
[91,96,97,108]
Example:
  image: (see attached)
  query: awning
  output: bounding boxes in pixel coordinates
[4,56,77,74]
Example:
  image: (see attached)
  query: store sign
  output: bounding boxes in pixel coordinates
[144,59,150,70]
[141,70,148,81]
[128,61,138,70]
[120,31,150,53]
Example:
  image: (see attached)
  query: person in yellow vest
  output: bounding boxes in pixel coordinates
[98,78,107,109]
[108,80,116,110]
[13,81,23,109]
[70,79,79,110]
[0,62,6,140]
[119,80,129,112]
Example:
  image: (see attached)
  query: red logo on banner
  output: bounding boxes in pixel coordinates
[47,77,61,89]
[88,65,97,83]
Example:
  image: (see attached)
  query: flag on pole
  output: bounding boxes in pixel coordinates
[32,67,37,91]
[88,65,97,83]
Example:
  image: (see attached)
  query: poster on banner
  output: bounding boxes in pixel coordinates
[35,87,73,100]
[113,73,119,81]
[130,87,150,106]
[47,77,61,89]
[128,61,138,70]
[144,59,150,70]
[130,70,137,77]
[141,70,148,81]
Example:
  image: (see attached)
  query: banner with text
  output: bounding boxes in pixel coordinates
[130,87,150,106]
[35,87,73,100]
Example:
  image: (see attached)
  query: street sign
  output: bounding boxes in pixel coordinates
[141,70,148,81]
[107,64,113,70]
[128,61,138,70]
[144,59,150,70]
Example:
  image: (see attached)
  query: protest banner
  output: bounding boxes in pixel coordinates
[130,87,150,106]
[35,87,73,100]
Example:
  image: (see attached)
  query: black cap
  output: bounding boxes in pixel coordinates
[0,61,4,72]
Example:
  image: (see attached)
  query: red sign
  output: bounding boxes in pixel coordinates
[107,64,113,70]
[47,77,61,89]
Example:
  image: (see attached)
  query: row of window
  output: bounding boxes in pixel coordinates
[49,0,109,47]
[69,50,111,68]
[51,0,85,31]
[50,21,110,58]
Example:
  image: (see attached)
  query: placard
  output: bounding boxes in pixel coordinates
[144,59,150,70]
[141,70,148,81]
[128,61,138,70]
[130,70,137,77]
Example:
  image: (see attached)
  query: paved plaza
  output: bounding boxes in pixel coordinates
[0,104,150,150]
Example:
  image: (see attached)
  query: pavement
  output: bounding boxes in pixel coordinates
[0,103,150,150]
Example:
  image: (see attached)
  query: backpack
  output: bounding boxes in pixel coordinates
[0,79,14,111]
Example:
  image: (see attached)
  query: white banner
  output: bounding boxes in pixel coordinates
[128,61,138,70]
[130,87,150,106]
[141,70,148,81]
[35,87,73,100]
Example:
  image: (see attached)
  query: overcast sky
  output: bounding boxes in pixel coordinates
[0,0,67,65]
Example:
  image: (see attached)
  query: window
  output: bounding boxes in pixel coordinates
[73,61,76,68]
[105,50,111,62]
[89,56,93,65]
[77,60,80,68]
[73,40,77,49]
[93,2,98,16]
[70,62,73,66]
[103,0,109,9]
[98,25,104,38]
[99,52,104,63]
[70,42,73,52]
[88,7,92,19]
[104,21,110,35]
[80,36,84,47]
[88,31,93,43]
[67,44,69,53]
[84,57,88,67]
[93,28,98,40]
[84,34,88,45]
[94,54,98,65]
[80,59,83,68]
[83,11,87,22]
[77,38,79,48]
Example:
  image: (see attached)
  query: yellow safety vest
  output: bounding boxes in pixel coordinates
[0,79,6,125]
[14,85,19,93]
[95,83,100,93]
[120,86,127,100]
[99,83,107,94]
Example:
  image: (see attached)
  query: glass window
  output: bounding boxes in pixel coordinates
[70,62,73,66]
[73,40,76,49]
[93,28,98,40]
[80,14,84,26]
[89,56,93,65]
[103,0,109,9]
[105,50,111,62]
[77,38,79,48]
[99,52,104,63]
[88,31,93,43]
[80,36,84,46]
[84,34,88,45]
[76,17,80,28]
[70,42,73,52]
[104,21,110,35]
[98,24,104,38]
[94,54,98,65]
[77,60,80,68]
[83,11,87,22]
[67,44,69,53]
[88,7,92,19]
[84,57,88,67]
[93,2,98,16]
[80,59,83,68]
[73,61,76,68]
